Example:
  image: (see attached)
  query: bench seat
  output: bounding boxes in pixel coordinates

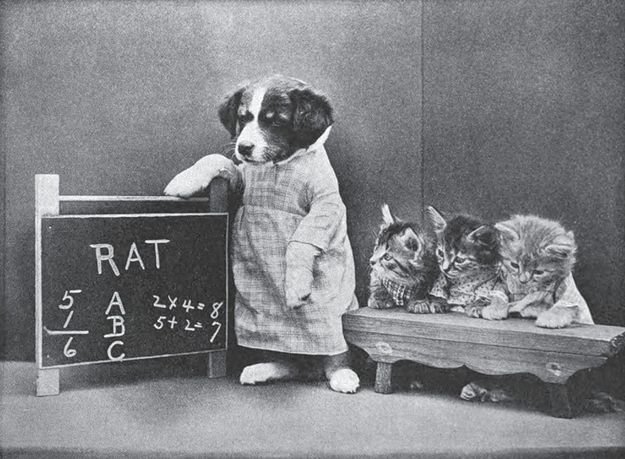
[343,307,625,418]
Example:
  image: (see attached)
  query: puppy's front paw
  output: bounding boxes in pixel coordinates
[164,167,210,198]
[239,362,296,385]
[285,266,314,310]
[535,306,576,328]
[328,368,360,394]
[164,154,235,198]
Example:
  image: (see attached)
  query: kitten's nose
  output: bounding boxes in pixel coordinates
[519,272,530,283]
[237,141,254,157]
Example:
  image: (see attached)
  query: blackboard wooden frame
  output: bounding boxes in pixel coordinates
[34,174,229,396]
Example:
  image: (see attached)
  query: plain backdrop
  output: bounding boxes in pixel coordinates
[1,0,624,361]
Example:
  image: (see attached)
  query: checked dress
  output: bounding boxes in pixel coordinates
[232,140,358,355]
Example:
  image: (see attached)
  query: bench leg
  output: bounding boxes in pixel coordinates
[547,383,573,418]
[374,362,393,394]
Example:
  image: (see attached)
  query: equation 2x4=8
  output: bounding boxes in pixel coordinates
[152,294,223,316]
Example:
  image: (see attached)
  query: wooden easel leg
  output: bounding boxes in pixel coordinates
[207,350,227,378]
[374,362,393,394]
[36,368,60,396]
[547,383,573,418]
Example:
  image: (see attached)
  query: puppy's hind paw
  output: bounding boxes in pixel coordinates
[328,368,360,394]
[239,362,296,385]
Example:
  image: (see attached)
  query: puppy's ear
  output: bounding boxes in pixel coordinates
[290,88,334,147]
[218,86,245,138]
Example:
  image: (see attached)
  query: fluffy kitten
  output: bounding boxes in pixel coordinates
[485,215,594,328]
[368,205,439,313]
[426,206,507,317]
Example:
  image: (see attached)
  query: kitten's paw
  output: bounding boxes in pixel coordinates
[405,300,435,314]
[368,296,395,309]
[582,391,625,413]
[481,303,509,320]
[519,304,547,318]
[535,307,576,328]
[328,368,360,394]
[239,362,297,385]
[465,304,483,318]
[409,379,425,391]
[460,382,488,401]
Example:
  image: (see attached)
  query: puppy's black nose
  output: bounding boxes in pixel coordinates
[237,141,254,157]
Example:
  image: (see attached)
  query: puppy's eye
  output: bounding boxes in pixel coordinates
[238,112,253,124]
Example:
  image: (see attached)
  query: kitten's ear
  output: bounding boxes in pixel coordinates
[467,225,498,248]
[381,204,396,226]
[544,231,577,259]
[495,222,520,242]
[400,227,421,251]
[425,206,446,234]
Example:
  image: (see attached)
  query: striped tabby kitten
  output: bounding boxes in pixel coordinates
[485,215,594,328]
[368,205,439,313]
[426,206,507,317]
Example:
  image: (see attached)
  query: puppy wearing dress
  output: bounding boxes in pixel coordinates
[165,75,359,393]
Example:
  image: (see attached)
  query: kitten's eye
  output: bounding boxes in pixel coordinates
[533,269,544,276]
[510,262,519,269]
[455,256,466,264]
[436,248,444,258]
[383,254,392,261]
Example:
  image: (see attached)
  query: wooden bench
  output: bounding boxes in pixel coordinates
[343,307,625,418]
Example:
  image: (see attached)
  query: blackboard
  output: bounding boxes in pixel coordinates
[38,213,228,368]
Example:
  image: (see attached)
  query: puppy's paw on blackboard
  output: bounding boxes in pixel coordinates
[165,154,235,198]
[328,368,360,394]
[164,168,210,198]
[239,362,298,385]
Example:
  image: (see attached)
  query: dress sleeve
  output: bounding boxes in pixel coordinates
[289,157,346,252]
[554,274,594,324]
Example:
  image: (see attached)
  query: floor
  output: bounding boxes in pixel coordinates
[1,359,624,458]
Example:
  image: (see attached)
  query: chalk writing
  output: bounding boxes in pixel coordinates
[44,289,89,359]
[64,337,77,358]
[90,239,170,277]
[210,321,222,343]
[104,291,126,361]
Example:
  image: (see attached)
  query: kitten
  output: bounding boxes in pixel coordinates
[484,214,594,328]
[368,204,439,313]
[426,206,507,317]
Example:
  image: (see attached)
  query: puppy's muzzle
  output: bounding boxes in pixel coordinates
[237,141,254,158]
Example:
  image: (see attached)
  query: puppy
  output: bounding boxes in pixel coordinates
[165,75,360,393]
